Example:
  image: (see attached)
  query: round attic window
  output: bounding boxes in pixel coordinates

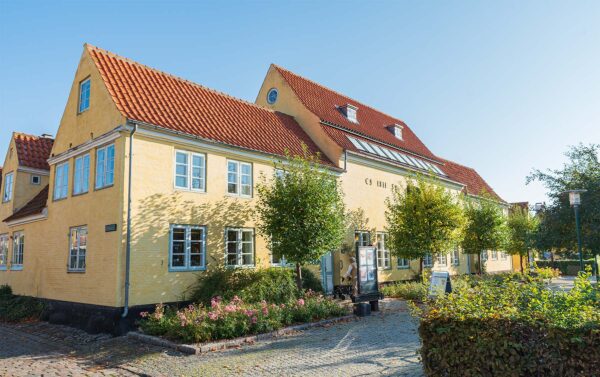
[267,88,278,104]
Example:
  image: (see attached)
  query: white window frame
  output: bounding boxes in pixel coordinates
[0,234,8,270]
[481,250,488,262]
[397,257,410,269]
[53,162,69,200]
[73,154,90,195]
[11,231,24,270]
[225,227,255,268]
[423,253,433,268]
[500,252,508,261]
[78,78,91,113]
[355,230,370,249]
[169,225,207,271]
[376,232,391,269]
[452,247,460,266]
[174,150,206,192]
[491,250,498,261]
[95,144,115,189]
[227,160,252,197]
[2,172,13,202]
[68,226,87,272]
[30,175,41,185]
[436,254,447,267]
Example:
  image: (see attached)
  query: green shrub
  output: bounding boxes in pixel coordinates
[419,271,600,376]
[536,260,595,276]
[301,267,323,293]
[381,281,428,301]
[0,286,45,322]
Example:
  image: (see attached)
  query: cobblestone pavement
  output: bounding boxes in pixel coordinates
[0,299,423,377]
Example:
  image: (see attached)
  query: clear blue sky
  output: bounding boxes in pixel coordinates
[1,1,599,204]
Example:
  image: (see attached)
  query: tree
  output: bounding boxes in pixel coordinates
[385,176,465,276]
[527,144,600,258]
[506,206,539,272]
[461,195,507,274]
[255,147,346,290]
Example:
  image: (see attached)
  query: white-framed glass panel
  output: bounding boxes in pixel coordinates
[436,254,447,266]
[423,253,433,267]
[2,172,13,202]
[30,175,41,185]
[376,232,390,269]
[12,231,24,268]
[452,246,460,266]
[73,154,90,195]
[491,250,498,260]
[169,225,206,271]
[174,150,206,191]
[227,160,252,197]
[68,226,87,271]
[53,162,69,200]
[381,147,396,160]
[500,252,508,260]
[78,78,91,113]
[355,231,370,249]
[397,257,410,269]
[0,234,8,269]
[95,144,115,189]
[481,250,488,262]
[348,137,366,151]
[225,228,254,267]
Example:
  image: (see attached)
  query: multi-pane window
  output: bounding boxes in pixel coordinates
[2,172,13,202]
[96,144,115,189]
[225,228,254,267]
[500,252,508,260]
[227,160,252,197]
[481,250,488,262]
[376,232,390,269]
[79,78,91,113]
[174,151,206,191]
[0,234,8,269]
[355,231,370,249]
[12,232,24,268]
[423,253,433,268]
[452,247,460,266]
[436,254,447,266]
[73,154,90,195]
[53,163,69,200]
[397,257,410,269]
[30,175,41,185]
[68,226,87,271]
[491,250,498,260]
[170,225,206,271]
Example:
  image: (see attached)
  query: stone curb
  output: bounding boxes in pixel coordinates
[127,314,356,355]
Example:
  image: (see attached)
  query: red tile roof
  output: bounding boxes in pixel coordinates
[436,157,504,202]
[14,133,54,170]
[4,185,49,223]
[86,45,333,166]
[273,65,437,161]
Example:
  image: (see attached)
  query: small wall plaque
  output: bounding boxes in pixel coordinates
[105,224,117,232]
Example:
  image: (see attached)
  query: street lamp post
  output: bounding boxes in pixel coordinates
[565,190,587,272]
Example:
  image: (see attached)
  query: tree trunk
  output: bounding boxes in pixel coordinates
[520,255,524,273]
[550,251,554,263]
[477,253,482,275]
[419,257,423,278]
[295,262,303,291]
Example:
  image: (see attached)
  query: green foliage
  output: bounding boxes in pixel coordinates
[301,267,324,293]
[419,271,600,376]
[532,263,561,282]
[381,281,428,301]
[385,176,465,272]
[255,146,346,287]
[139,292,347,343]
[0,286,45,322]
[506,206,539,260]
[536,260,596,276]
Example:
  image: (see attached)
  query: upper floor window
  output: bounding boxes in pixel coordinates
[12,231,24,269]
[73,154,90,195]
[355,231,370,249]
[397,257,410,269]
[174,150,206,192]
[53,163,69,200]
[376,232,390,269]
[170,225,206,271]
[0,234,8,269]
[227,160,252,197]
[481,250,488,262]
[2,172,13,202]
[423,253,433,268]
[78,78,91,113]
[96,144,115,189]
[452,246,460,266]
[225,228,254,267]
[68,226,87,272]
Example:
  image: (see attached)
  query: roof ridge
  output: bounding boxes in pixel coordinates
[435,155,477,171]
[13,132,54,141]
[272,64,409,127]
[86,44,281,115]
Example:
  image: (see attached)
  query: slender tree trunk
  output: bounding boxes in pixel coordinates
[295,262,303,291]
[550,251,554,263]
[520,255,524,273]
[419,257,423,278]
[477,253,482,275]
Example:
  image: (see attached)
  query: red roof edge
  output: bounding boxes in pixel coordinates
[4,185,49,223]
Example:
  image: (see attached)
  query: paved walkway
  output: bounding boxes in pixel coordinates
[0,299,423,377]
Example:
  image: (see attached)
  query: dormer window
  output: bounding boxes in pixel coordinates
[387,124,404,140]
[340,104,358,123]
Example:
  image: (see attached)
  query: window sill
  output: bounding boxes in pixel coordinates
[225,193,253,200]
[67,270,86,273]
[72,191,89,197]
[174,187,207,194]
[94,184,114,192]
[226,265,255,269]
[53,196,68,202]
[397,266,410,270]
[0,267,6,271]
[10,266,23,271]
[169,267,206,272]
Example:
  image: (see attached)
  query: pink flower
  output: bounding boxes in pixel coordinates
[297,298,305,307]
[251,316,258,324]
[140,311,149,318]
[244,309,256,317]
[177,311,189,327]
[208,312,219,321]
[262,306,269,316]
[231,295,242,305]
[211,296,222,308]
[280,304,286,309]
[225,304,237,313]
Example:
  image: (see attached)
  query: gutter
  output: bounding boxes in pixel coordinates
[122,123,138,318]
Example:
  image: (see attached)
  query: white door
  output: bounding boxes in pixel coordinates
[320,252,334,294]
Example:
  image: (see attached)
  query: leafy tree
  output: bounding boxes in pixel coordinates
[385,176,465,275]
[506,206,539,272]
[527,144,600,259]
[461,195,507,274]
[255,147,346,290]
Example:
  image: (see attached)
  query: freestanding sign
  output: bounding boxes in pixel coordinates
[429,271,452,298]
[353,246,383,310]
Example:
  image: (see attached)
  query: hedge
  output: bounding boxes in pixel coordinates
[536,260,595,276]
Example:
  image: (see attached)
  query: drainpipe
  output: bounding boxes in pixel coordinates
[122,123,137,318]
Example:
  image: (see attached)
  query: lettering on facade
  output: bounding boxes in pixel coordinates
[364,178,390,189]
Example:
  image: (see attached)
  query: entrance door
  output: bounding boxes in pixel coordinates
[320,252,334,294]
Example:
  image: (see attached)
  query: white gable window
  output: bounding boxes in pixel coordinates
[78,78,91,113]
[2,172,13,202]
[227,160,252,197]
[73,154,90,195]
[30,175,41,185]
[341,104,358,123]
[387,124,404,140]
[53,162,69,200]
[96,144,115,189]
[174,150,206,192]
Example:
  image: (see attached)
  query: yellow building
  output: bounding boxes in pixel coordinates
[0,45,511,332]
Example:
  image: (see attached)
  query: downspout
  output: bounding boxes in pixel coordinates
[122,123,137,318]
[343,149,348,171]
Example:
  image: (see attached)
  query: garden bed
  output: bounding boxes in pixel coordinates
[0,285,45,322]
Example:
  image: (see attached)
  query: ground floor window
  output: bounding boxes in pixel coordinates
[226,228,254,267]
[12,231,24,268]
[0,234,7,269]
[423,253,433,268]
[397,257,410,269]
[376,232,390,269]
[490,250,498,260]
[452,246,460,266]
[481,250,488,262]
[436,254,447,266]
[170,225,206,270]
[68,226,87,271]
[500,252,508,260]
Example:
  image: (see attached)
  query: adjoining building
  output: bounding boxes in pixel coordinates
[0,45,512,332]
